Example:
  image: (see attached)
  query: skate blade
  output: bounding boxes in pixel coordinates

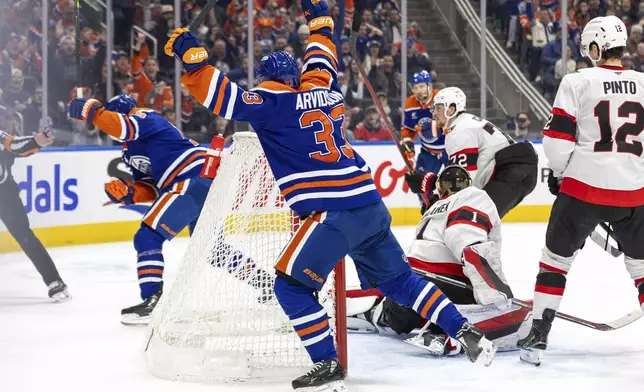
[404,335,446,357]
[50,291,72,303]
[519,348,542,366]
[120,314,150,326]
[296,380,347,392]
[476,337,497,367]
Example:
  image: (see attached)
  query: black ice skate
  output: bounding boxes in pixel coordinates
[292,358,346,391]
[47,280,71,302]
[518,308,556,366]
[121,288,162,326]
[456,322,496,367]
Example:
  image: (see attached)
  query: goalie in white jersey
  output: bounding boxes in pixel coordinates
[405,88,538,218]
[518,15,644,366]
[349,166,530,356]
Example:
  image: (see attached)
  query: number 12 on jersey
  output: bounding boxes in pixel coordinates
[300,106,354,163]
[593,100,644,156]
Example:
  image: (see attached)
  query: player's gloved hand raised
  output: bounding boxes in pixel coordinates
[405,170,437,195]
[302,0,333,36]
[547,169,561,196]
[69,98,103,125]
[400,137,415,160]
[105,178,135,205]
[164,28,209,73]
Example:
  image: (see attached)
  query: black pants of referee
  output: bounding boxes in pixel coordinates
[0,178,61,285]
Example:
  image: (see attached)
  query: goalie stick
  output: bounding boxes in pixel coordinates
[347,3,431,206]
[411,267,643,331]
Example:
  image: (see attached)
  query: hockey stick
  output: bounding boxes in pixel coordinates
[188,0,219,31]
[589,222,622,257]
[75,0,83,98]
[411,267,643,331]
[348,4,430,205]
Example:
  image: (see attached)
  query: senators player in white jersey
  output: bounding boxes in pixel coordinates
[405,88,538,218]
[518,16,644,366]
[349,166,530,356]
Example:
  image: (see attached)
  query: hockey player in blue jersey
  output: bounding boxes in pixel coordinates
[166,0,496,388]
[68,94,272,325]
[400,70,447,175]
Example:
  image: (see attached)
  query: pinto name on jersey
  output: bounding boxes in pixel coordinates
[295,90,344,111]
[603,80,638,95]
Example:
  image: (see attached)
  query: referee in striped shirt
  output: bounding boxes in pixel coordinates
[1,127,70,301]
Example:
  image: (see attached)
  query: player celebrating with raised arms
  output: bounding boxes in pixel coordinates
[405,87,538,218]
[166,0,496,389]
[68,94,271,325]
[518,16,644,366]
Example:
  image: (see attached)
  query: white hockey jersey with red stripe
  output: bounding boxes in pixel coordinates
[543,65,644,207]
[407,186,501,279]
[445,113,510,189]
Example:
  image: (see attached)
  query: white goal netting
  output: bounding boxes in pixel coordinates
[145,132,344,382]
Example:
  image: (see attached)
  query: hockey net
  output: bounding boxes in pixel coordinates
[145,132,347,381]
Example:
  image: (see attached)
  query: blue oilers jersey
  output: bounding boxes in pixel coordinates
[93,107,207,190]
[182,22,381,214]
[402,94,445,152]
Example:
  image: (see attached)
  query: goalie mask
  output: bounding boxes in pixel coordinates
[436,165,472,197]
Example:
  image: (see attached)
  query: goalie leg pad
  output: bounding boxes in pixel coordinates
[134,225,165,300]
[274,275,337,363]
[462,242,513,305]
[377,271,467,338]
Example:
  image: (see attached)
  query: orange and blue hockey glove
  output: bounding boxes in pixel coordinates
[164,28,209,73]
[105,178,135,205]
[69,98,103,125]
[302,0,333,37]
[400,137,416,160]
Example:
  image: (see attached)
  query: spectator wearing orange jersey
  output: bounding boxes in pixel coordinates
[131,34,173,113]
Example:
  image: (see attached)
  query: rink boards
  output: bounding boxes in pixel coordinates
[0,142,554,253]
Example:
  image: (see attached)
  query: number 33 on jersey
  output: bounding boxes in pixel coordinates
[181,32,380,215]
[543,65,644,206]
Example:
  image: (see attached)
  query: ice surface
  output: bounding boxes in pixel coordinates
[1,224,643,391]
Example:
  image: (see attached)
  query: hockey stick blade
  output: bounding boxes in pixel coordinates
[412,267,643,331]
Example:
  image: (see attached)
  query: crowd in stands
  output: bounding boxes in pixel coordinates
[1,0,443,146]
[489,0,644,101]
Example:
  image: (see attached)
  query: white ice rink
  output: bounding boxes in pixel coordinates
[1,223,643,392]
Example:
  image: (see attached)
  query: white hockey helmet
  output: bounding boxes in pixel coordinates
[580,16,627,64]
[433,87,466,119]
